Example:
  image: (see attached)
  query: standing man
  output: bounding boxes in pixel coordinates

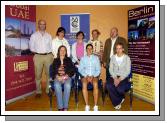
[29,19,53,98]
[102,27,128,81]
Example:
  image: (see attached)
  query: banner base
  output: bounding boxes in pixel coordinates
[5,91,35,105]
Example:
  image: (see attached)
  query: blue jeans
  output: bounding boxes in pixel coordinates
[54,78,71,110]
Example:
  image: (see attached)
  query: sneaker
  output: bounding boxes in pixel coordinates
[85,105,90,111]
[93,105,98,111]
[114,104,121,110]
[63,108,68,111]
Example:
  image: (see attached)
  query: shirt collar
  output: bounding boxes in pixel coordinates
[111,36,118,41]
[86,54,93,58]
[38,30,47,36]
[56,36,65,41]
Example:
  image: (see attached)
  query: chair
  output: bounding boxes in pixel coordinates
[48,64,75,111]
[128,69,133,111]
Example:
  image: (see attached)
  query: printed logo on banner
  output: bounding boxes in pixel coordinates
[14,61,28,72]
[70,16,80,33]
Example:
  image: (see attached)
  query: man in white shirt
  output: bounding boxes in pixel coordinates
[29,19,53,98]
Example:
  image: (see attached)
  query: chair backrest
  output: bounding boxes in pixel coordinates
[125,66,133,91]
[128,66,133,79]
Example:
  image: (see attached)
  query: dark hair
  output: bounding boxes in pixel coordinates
[86,43,93,49]
[115,42,124,49]
[57,45,68,58]
[76,31,85,39]
[56,27,66,36]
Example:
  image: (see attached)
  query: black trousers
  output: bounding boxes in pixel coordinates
[106,77,130,106]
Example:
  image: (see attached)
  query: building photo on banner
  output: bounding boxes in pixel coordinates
[1,1,159,116]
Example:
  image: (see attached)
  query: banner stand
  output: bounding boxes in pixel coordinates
[5,91,35,105]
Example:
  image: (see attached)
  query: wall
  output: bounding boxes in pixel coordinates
[36,5,142,82]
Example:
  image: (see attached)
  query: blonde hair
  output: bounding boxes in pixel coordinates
[92,29,101,35]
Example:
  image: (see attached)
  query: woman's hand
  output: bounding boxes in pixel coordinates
[86,76,93,84]
[103,62,106,68]
[56,75,63,82]
[77,60,80,65]
[114,78,121,87]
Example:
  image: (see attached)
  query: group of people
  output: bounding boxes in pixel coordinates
[29,19,131,111]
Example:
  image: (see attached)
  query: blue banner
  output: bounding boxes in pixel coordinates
[61,13,90,45]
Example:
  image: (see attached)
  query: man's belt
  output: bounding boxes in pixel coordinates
[35,52,52,55]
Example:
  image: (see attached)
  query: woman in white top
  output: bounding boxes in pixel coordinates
[52,27,70,58]
[88,29,103,63]
[71,31,87,64]
[71,31,87,90]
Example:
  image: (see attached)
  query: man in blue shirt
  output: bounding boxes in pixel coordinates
[78,44,101,111]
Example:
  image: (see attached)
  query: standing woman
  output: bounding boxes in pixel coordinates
[88,29,103,63]
[71,31,87,82]
[52,45,75,111]
[72,31,87,65]
[52,27,70,58]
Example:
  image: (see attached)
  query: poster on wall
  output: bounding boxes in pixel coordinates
[128,5,155,103]
[5,5,36,103]
[60,13,90,45]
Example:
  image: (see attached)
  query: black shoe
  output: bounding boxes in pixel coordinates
[58,108,64,111]
[35,94,41,98]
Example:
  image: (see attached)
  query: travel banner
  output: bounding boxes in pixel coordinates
[5,5,36,102]
[5,56,36,101]
[128,5,155,103]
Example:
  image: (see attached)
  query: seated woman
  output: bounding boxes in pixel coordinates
[106,42,131,110]
[71,31,87,82]
[52,45,75,111]
[78,44,101,111]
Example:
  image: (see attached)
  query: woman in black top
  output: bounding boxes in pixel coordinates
[52,45,75,111]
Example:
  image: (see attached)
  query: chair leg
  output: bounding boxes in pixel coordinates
[74,79,79,109]
[130,88,133,111]
[50,95,52,111]
[101,87,105,106]
[48,89,53,111]
[101,81,107,106]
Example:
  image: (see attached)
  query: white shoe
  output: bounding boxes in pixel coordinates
[93,105,98,111]
[114,104,121,110]
[114,98,124,110]
[121,98,125,104]
[85,105,90,111]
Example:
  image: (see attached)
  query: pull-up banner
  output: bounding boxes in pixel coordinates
[5,5,36,102]
[128,5,155,103]
[60,13,90,45]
